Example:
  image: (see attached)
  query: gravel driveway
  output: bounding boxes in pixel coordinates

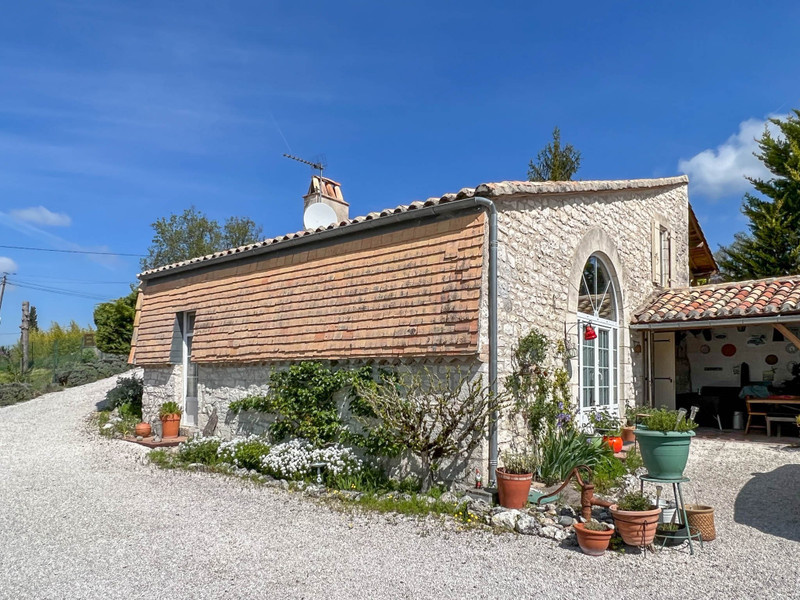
[1,375,799,600]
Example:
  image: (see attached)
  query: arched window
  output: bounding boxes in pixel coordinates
[577,255,619,417]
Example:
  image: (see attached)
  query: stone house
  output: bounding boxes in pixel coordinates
[129,174,717,475]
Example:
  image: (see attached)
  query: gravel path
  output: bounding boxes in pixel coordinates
[1,375,799,600]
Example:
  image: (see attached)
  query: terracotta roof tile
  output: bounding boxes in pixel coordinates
[633,276,800,325]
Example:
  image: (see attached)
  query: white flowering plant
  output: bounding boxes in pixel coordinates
[260,438,363,481]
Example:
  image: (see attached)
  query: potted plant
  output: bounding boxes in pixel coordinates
[159,401,182,438]
[621,405,637,443]
[589,410,623,453]
[574,521,615,556]
[634,408,698,479]
[496,451,536,509]
[655,522,690,547]
[609,492,662,547]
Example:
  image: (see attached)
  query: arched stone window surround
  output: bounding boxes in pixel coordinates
[565,229,627,423]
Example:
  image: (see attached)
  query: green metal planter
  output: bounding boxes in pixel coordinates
[634,429,695,479]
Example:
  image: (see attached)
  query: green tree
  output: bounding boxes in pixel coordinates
[528,126,582,182]
[29,306,39,332]
[93,290,137,355]
[717,110,800,280]
[140,206,263,270]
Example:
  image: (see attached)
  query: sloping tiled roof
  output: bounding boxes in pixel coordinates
[688,204,717,280]
[139,176,688,280]
[633,277,800,325]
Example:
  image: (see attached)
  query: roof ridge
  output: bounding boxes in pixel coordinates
[139,175,689,279]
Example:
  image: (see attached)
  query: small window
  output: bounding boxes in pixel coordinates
[653,223,672,287]
[658,226,671,286]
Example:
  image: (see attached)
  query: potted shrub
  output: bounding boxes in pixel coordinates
[609,492,661,547]
[574,521,615,556]
[159,401,182,438]
[634,408,698,479]
[589,410,623,453]
[496,451,536,509]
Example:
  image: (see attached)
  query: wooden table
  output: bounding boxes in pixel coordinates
[745,396,800,435]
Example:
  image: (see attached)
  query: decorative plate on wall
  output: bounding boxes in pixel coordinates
[787,343,798,354]
[765,354,779,365]
[722,344,737,357]
[699,344,711,354]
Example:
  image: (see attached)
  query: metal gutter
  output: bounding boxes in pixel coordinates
[631,313,800,331]
[471,198,499,487]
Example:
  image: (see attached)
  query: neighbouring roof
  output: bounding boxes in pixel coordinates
[688,204,717,280]
[139,176,689,280]
[633,276,800,325]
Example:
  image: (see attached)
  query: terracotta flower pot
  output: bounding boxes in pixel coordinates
[603,435,623,453]
[621,426,635,444]
[574,523,614,556]
[609,504,662,547]
[495,468,533,509]
[161,414,181,438]
[134,422,152,437]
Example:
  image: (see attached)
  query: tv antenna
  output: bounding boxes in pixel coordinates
[283,153,326,179]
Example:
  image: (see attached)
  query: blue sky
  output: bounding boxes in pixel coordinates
[0,1,798,342]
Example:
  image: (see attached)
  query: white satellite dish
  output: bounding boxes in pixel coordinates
[303,202,337,230]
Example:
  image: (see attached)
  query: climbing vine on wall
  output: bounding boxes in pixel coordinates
[228,362,403,457]
[505,329,574,446]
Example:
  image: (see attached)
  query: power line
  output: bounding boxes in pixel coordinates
[8,280,107,301]
[0,244,144,257]
[12,276,132,285]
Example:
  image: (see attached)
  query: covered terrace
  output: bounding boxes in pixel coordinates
[632,276,800,436]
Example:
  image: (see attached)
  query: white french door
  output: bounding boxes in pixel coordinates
[578,317,619,424]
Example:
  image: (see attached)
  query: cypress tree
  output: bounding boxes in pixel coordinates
[718,110,800,280]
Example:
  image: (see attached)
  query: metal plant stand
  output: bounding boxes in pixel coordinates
[639,474,703,555]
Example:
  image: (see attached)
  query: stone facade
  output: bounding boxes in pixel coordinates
[488,182,689,448]
[141,366,182,425]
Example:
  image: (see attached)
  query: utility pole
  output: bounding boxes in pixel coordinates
[0,273,7,324]
[21,301,29,373]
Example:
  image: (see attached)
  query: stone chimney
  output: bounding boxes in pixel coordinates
[303,175,349,223]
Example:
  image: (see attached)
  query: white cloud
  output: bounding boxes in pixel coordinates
[9,205,71,227]
[0,257,18,273]
[678,115,785,199]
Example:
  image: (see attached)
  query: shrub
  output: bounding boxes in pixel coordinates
[355,367,506,492]
[591,455,627,493]
[216,436,271,471]
[55,356,129,387]
[260,439,362,481]
[105,376,143,411]
[0,382,34,407]
[176,437,222,465]
[229,362,350,445]
[616,492,653,511]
